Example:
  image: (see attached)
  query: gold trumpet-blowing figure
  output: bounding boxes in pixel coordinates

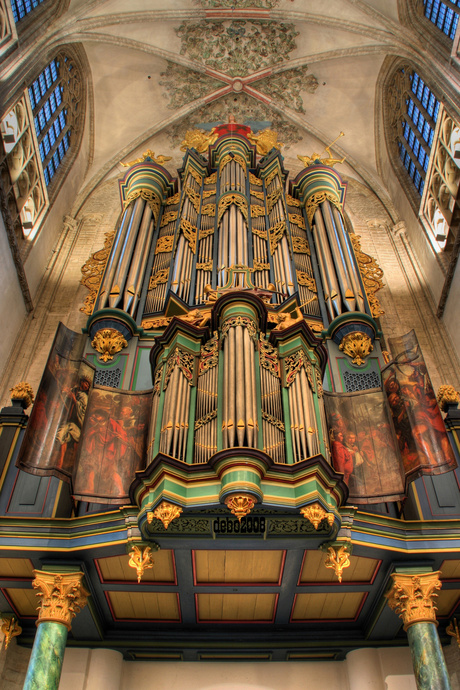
[297,132,346,168]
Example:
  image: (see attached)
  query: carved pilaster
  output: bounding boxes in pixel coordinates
[32,571,89,631]
[386,571,442,630]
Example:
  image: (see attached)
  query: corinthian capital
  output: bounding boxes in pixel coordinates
[386,571,442,630]
[32,570,89,630]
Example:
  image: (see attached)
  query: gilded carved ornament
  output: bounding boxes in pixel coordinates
[121,150,172,167]
[437,384,460,412]
[1,615,22,649]
[385,571,442,630]
[339,332,373,367]
[247,128,283,156]
[142,316,172,330]
[225,494,256,521]
[160,210,178,227]
[300,503,334,530]
[10,381,34,408]
[292,236,310,254]
[306,191,342,226]
[155,235,174,254]
[349,233,384,318]
[80,232,115,315]
[128,545,155,583]
[297,132,345,169]
[180,128,218,153]
[124,189,161,222]
[91,328,128,363]
[180,218,198,253]
[166,192,180,206]
[324,545,351,583]
[218,193,248,224]
[447,618,460,648]
[149,268,170,290]
[147,501,183,529]
[249,172,263,187]
[32,570,89,630]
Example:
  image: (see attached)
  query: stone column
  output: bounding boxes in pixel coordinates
[23,570,89,690]
[386,571,451,690]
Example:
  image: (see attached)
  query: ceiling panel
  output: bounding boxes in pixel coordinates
[437,589,460,617]
[194,550,284,584]
[5,587,37,617]
[97,550,175,583]
[440,561,460,579]
[196,593,277,622]
[107,591,180,621]
[291,592,365,620]
[299,549,379,584]
[0,558,34,578]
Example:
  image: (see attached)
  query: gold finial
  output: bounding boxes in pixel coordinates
[10,382,34,409]
[437,384,460,412]
[121,150,172,167]
[300,502,334,530]
[324,544,351,582]
[247,129,283,156]
[386,571,442,630]
[147,501,183,529]
[128,545,155,583]
[297,131,346,168]
[224,494,256,522]
[180,129,219,154]
[32,571,89,630]
[1,615,22,649]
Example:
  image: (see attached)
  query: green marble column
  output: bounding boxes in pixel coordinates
[23,620,68,690]
[407,621,451,690]
[386,571,451,690]
[22,570,89,690]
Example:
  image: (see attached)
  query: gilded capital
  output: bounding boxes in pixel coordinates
[385,571,442,630]
[32,570,89,630]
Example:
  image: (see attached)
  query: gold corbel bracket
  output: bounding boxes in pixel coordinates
[300,502,335,530]
[91,328,128,362]
[321,542,352,583]
[1,614,22,649]
[339,332,373,366]
[147,501,183,529]
[127,543,158,583]
[224,494,256,522]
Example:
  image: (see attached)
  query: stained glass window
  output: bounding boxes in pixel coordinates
[9,0,44,22]
[423,0,460,39]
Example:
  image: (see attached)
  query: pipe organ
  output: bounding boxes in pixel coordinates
[81,121,386,511]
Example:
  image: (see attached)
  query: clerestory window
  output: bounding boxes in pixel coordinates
[423,0,460,40]
[10,0,45,23]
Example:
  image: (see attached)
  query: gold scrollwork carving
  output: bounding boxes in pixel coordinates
[288,213,306,230]
[437,384,460,411]
[218,193,248,224]
[253,260,270,271]
[199,226,214,240]
[296,270,317,292]
[300,502,334,529]
[324,545,351,583]
[249,172,263,187]
[184,186,201,213]
[315,367,324,398]
[1,615,22,649]
[155,235,174,254]
[349,233,384,318]
[252,227,267,240]
[250,190,265,201]
[284,350,311,387]
[221,315,257,341]
[188,168,202,185]
[199,332,219,375]
[386,571,442,630]
[201,203,216,217]
[224,494,255,522]
[339,332,373,366]
[164,347,195,389]
[195,409,218,430]
[265,169,279,187]
[196,261,213,271]
[91,328,128,363]
[142,316,172,330]
[80,232,115,315]
[180,218,198,253]
[149,269,170,290]
[286,194,301,207]
[166,192,180,206]
[268,220,286,255]
[219,153,247,176]
[153,365,164,395]
[259,333,280,377]
[292,236,310,254]
[10,381,34,408]
[202,189,216,198]
[204,172,217,185]
[125,189,161,222]
[267,186,283,213]
[32,570,89,630]
[251,205,266,218]
[261,410,285,431]
[128,545,155,583]
[147,501,183,529]
[160,210,178,227]
[305,191,341,226]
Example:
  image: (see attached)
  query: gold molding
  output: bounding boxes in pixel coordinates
[300,503,334,530]
[128,545,155,583]
[224,494,255,522]
[80,232,115,315]
[147,501,183,529]
[339,332,373,366]
[386,571,442,630]
[10,382,34,408]
[324,545,351,583]
[91,328,128,363]
[1,615,22,649]
[32,571,89,630]
[349,233,384,318]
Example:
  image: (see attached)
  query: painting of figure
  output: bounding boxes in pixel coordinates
[383,331,457,481]
[72,387,152,504]
[324,389,405,504]
[16,323,94,480]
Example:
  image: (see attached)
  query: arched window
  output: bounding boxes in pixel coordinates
[0,47,85,243]
[423,0,460,39]
[10,0,45,23]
